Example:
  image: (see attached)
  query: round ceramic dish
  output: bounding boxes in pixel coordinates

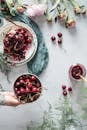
[69,63,86,81]
[14,73,42,103]
[0,21,38,66]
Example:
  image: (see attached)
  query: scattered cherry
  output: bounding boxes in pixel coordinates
[58,32,62,38]
[68,87,72,92]
[51,36,56,41]
[62,85,66,90]
[58,39,62,44]
[63,91,67,96]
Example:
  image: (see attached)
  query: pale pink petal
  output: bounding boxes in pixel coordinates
[25,4,47,18]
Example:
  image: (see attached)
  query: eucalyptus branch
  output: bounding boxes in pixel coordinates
[0,53,13,82]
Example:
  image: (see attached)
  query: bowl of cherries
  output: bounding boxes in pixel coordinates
[3,27,33,61]
[14,74,42,103]
[0,21,38,66]
[69,63,86,81]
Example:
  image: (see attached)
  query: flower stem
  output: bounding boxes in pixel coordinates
[68,0,77,7]
[62,0,70,17]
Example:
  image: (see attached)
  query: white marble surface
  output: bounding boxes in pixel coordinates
[0,0,87,130]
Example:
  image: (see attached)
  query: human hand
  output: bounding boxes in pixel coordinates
[3,92,21,107]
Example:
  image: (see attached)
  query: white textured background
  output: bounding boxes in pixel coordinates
[0,0,87,129]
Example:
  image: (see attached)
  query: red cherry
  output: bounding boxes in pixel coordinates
[68,87,72,92]
[36,88,40,92]
[63,91,67,96]
[20,88,25,93]
[27,38,32,44]
[15,35,19,40]
[21,30,24,34]
[62,85,66,90]
[32,87,37,92]
[19,77,23,80]
[28,83,32,89]
[24,33,28,39]
[31,76,36,81]
[57,32,62,38]
[16,91,21,95]
[51,36,56,41]
[26,88,30,93]
[15,88,18,91]
[37,83,41,88]
[25,79,30,83]
[58,39,62,44]
[16,82,20,86]
[20,79,24,84]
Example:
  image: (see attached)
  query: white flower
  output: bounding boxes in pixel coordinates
[25,4,47,18]
[58,12,67,21]
[65,18,76,28]
[74,6,81,14]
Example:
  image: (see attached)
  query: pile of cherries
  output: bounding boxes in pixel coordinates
[14,74,42,103]
[71,65,83,79]
[69,64,86,81]
[3,27,33,61]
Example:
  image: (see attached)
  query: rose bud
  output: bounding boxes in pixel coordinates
[17,6,25,13]
[65,18,76,28]
[74,6,81,14]
[58,12,67,21]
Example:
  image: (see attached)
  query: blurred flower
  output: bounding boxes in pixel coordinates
[80,6,86,15]
[17,6,25,13]
[65,17,76,28]
[74,6,81,14]
[25,4,47,18]
[56,3,67,21]
[58,12,67,21]
[68,0,86,15]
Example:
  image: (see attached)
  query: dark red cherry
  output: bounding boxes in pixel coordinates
[51,36,56,41]
[58,39,62,44]
[63,91,67,96]
[57,32,62,38]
